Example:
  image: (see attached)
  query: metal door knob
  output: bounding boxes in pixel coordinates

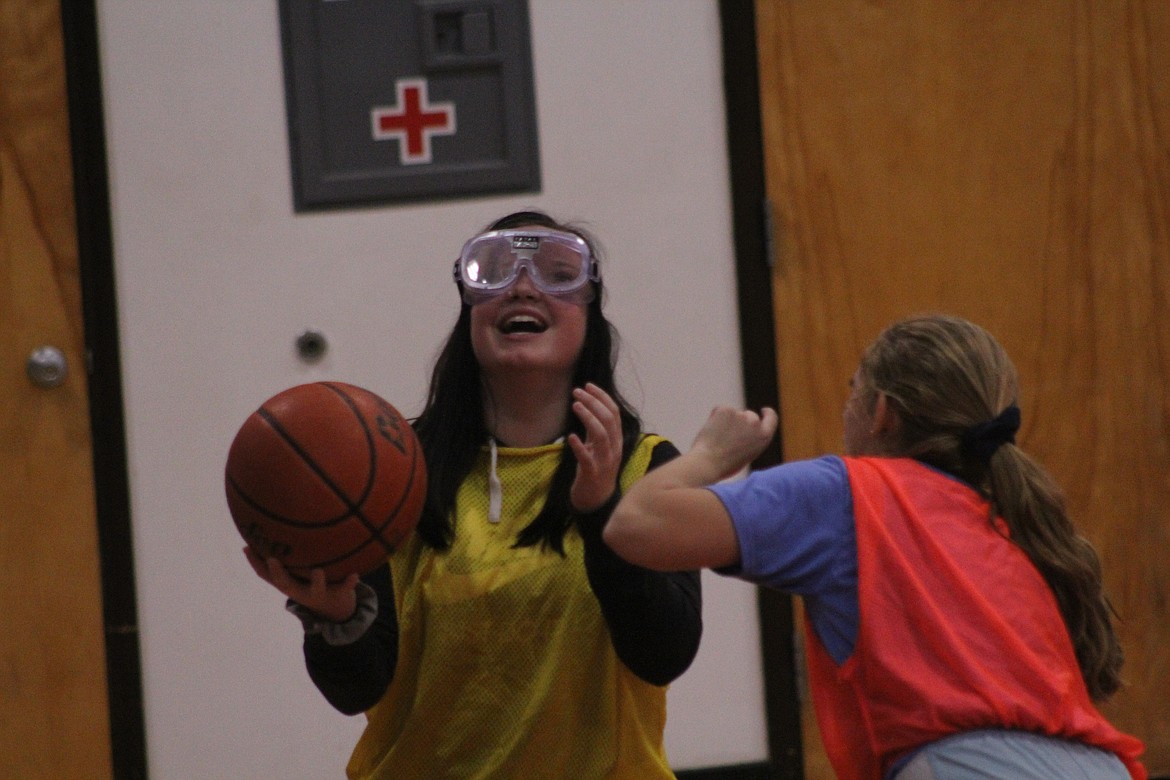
[27,345,68,388]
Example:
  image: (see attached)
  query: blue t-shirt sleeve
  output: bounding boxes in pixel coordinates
[708,455,858,664]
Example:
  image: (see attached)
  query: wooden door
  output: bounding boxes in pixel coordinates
[754,0,1169,776]
[0,2,114,777]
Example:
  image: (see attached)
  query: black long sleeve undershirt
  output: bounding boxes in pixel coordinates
[576,440,702,686]
[303,563,397,715]
[303,439,702,713]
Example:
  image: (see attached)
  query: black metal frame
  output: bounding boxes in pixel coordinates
[717,2,804,777]
[60,2,147,777]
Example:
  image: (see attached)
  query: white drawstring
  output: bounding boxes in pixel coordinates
[488,437,502,523]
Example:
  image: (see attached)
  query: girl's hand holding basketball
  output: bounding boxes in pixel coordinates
[244,547,359,624]
[568,383,623,512]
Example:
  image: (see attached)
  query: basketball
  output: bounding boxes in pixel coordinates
[225,381,426,582]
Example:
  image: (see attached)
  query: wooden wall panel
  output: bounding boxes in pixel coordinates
[754,1,1169,774]
[0,3,113,776]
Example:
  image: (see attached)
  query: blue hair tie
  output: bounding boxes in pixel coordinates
[960,405,1020,463]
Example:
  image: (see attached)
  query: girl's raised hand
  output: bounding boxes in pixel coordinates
[691,405,779,481]
[567,383,623,512]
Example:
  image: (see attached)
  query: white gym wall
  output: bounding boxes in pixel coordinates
[96,1,768,775]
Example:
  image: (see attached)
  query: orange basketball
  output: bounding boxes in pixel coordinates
[225,382,426,582]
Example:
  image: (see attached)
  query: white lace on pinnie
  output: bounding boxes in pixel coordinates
[488,437,503,523]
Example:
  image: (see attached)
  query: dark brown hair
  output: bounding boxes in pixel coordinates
[412,211,642,553]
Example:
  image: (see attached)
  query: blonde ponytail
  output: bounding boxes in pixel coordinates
[860,315,1124,700]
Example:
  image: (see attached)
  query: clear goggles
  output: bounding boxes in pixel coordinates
[453,228,600,303]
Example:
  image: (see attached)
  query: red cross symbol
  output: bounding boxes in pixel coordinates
[371,78,457,165]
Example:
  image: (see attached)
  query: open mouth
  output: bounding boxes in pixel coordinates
[500,314,548,334]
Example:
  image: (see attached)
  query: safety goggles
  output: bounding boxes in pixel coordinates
[453,228,600,304]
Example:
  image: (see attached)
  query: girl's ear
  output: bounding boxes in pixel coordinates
[871,393,902,443]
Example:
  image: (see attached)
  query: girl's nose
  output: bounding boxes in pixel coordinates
[507,266,540,298]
